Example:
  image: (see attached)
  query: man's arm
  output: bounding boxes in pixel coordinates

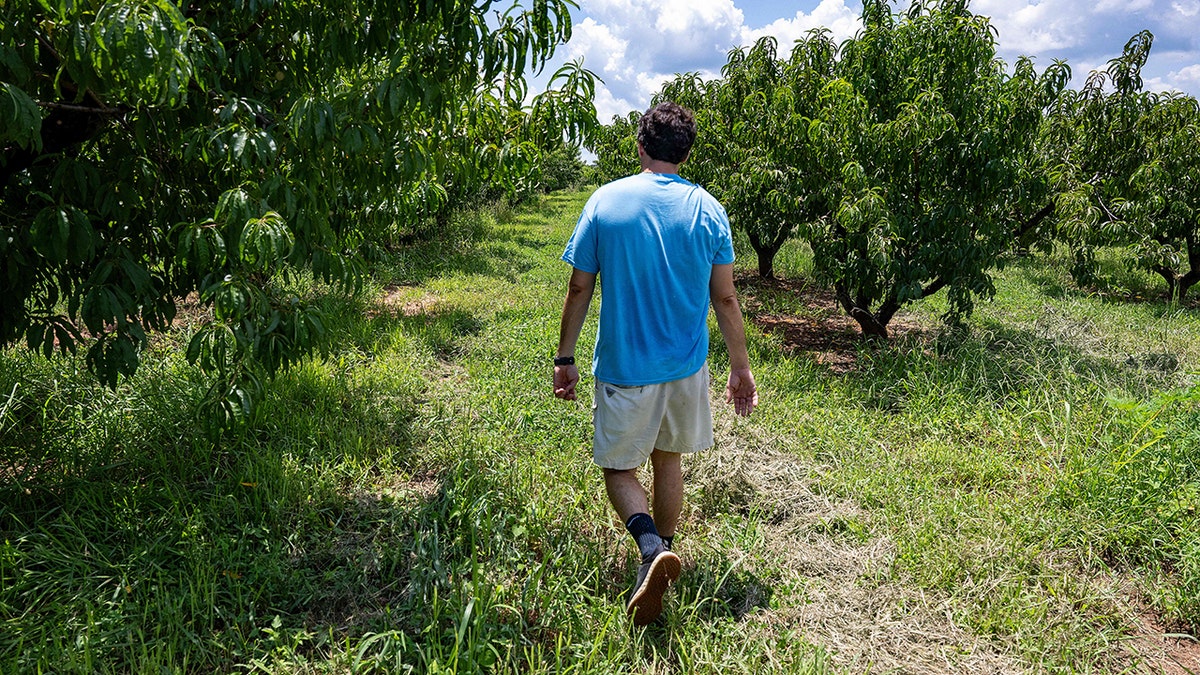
[710,263,757,416]
[554,267,597,401]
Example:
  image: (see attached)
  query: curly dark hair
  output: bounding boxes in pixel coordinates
[636,102,696,164]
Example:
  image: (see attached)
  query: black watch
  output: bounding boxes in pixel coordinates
[553,355,575,366]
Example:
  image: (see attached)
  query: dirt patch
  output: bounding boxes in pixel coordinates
[170,291,211,328]
[1121,600,1200,674]
[682,406,1025,674]
[738,275,932,374]
[375,283,440,318]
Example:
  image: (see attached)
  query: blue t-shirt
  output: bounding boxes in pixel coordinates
[562,172,734,386]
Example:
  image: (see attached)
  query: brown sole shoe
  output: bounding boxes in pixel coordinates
[626,550,681,626]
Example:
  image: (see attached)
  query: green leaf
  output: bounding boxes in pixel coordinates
[0,82,42,149]
[30,206,71,263]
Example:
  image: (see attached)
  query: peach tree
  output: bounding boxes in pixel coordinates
[806,0,1068,338]
[0,0,596,419]
[595,0,1068,338]
[1048,31,1200,302]
[663,32,837,279]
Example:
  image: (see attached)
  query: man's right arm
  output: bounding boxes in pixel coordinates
[710,263,757,416]
[554,267,597,401]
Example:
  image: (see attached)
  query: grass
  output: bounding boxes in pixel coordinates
[1,190,1198,673]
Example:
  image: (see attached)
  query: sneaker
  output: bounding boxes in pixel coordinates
[626,549,681,626]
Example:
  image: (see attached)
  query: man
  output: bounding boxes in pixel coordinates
[553,101,758,626]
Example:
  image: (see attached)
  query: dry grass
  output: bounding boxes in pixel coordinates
[677,402,1027,674]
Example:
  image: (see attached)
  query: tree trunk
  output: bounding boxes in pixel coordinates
[2,104,113,185]
[1013,200,1056,252]
[752,245,775,279]
[1153,265,1179,302]
[835,284,889,340]
[1180,234,1200,302]
[1180,275,1198,302]
[746,226,791,279]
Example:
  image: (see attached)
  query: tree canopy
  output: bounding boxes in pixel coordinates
[809,0,1067,337]
[592,0,1069,338]
[1048,31,1200,301]
[1,0,597,419]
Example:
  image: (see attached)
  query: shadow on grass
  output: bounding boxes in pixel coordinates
[739,278,1185,415]
[0,431,558,672]
[0,343,440,671]
[372,204,551,289]
[1011,250,1200,308]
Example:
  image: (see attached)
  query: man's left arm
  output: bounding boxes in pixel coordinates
[554,267,597,401]
[710,263,757,416]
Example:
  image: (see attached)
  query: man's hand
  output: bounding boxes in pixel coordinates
[554,364,580,401]
[725,367,758,417]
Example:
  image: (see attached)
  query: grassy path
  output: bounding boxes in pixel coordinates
[2,189,1199,673]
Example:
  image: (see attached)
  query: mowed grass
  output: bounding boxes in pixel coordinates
[1,189,1197,673]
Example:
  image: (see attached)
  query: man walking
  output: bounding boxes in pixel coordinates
[553,101,758,626]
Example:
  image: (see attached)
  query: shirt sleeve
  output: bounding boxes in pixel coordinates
[711,201,735,265]
[562,199,600,274]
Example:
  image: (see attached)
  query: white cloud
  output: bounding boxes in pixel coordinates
[1094,0,1155,12]
[568,0,750,115]
[741,0,860,50]
[1173,63,1200,83]
[1173,0,1200,16]
[972,0,1084,55]
[591,84,638,124]
[567,18,633,80]
[551,0,1200,132]
[963,0,1199,98]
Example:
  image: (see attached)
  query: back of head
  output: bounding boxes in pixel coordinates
[637,102,696,164]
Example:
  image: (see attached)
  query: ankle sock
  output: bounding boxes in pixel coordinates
[662,535,674,551]
[624,513,664,563]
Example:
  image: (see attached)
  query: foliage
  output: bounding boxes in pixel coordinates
[662,32,837,279]
[590,0,1068,339]
[535,141,588,194]
[585,109,640,185]
[1053,386,1200,628]
[805,0,1068,338]
[0,0,597,420]
[1048,31,1200,301]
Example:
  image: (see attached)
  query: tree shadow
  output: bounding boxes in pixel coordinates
[1012,251,1200,308]
[737,273,934,376]
[0,340,436,670]
[734,268,1188,415]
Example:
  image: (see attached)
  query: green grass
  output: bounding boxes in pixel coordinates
[1,190,1198,673]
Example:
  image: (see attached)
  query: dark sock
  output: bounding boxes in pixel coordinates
[662,535,674,551]
[624,513,664,563]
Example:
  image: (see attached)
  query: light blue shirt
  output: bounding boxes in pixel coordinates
[563,172,734,386]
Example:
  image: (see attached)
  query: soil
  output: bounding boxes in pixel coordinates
[737,274,931,374]
[1124,606,1200,674]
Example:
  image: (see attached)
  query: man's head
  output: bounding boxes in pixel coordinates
[636,102,696,164]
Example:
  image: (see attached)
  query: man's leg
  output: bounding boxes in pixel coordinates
[604,467,663,561]
[649,449,682,544]
[603,467,650,524]
[605,466,681,626]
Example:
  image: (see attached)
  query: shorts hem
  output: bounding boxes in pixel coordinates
[593,441,712,470]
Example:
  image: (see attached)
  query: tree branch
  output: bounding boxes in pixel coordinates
[1013,200,1056,240]
[37,101,122,115]
[1094,194,1119,223]
[920,276,948,299]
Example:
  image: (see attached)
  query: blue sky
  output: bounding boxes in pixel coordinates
[544,0,1200,123]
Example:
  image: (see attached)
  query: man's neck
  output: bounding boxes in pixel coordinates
[640,159,680,175]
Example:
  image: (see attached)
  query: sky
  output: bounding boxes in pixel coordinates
[539,0,1200,124]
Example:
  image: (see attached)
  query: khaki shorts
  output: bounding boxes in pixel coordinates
[592,366,714,470]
